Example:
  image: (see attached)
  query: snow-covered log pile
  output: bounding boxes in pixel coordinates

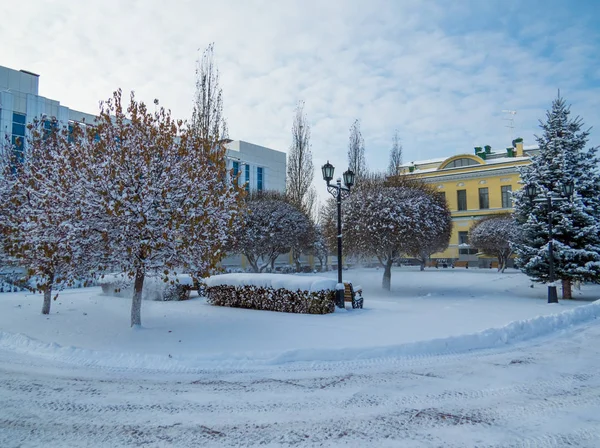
[98,273,194,301]
[205,274,336,314]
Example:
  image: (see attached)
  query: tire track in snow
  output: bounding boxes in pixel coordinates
[1,320,599,447]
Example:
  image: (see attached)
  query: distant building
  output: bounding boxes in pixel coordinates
[0,66,97,153]
[225,139,286,194]
[396,140,539,266]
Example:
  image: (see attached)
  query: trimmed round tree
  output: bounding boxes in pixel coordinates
[470,214,518,272]
[230,191,313,273]
[342,177,452,290]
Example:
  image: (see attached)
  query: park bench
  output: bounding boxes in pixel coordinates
[453,261,469,268]
[344,282,364,309]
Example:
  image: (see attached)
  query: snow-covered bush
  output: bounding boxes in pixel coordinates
[205,274,336,314]
[206,285,335,314]
[98,273,194,301]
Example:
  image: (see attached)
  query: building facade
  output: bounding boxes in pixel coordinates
[225,139,286,193]
[398,140,539,265]
[1,65,286,193]
[0,66,97,153]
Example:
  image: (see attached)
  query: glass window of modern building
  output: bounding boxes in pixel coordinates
[244,164,250,192]
[257,167,263,191]
[232,161,239,186]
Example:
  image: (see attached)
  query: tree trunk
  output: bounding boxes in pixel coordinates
[382,259,393,290]
[259,257,273,273]
[41,272,55,315]
[246,254,259,273]
[419,258,425,271]
[131,269,144,327]
[293,248,302,272]
[498,255,506,273]
[561,279,572,300]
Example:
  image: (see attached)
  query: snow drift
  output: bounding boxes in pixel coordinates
[0,299,598,372]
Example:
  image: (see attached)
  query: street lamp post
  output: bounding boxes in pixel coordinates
[321,161,355,308]
[525,182,574,303]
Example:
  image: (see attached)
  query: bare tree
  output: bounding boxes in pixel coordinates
[348,119,366,179]
[387,130,403,176]
[191,43,228,143]
[470,214,518,272]
[319,197,338,262]
[286,101,315,216]
[286,101,317,270]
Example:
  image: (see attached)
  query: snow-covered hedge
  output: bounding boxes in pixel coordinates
[205,274,337,314]
[98,273,194,301]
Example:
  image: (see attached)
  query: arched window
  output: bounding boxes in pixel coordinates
[442,158,481,169]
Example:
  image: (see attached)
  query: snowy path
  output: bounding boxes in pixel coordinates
[2,320,600,447]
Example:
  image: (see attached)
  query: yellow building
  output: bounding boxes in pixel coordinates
[398,139,538,265]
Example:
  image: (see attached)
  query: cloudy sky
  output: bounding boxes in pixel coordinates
[2,0,599,185]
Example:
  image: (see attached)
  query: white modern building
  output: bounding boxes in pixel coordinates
[1,65,287,192]
[225,139,286,194]
[0,66,97,150]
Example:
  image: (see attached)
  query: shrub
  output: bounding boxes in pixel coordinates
[98,274,193,301]
[206,284,335,314]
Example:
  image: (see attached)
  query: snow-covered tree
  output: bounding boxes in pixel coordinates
[343,176,452,290]
[387,130,403,176]
[404,189,452,271]
[348,119,366,179]
[286,101,315,216]
[231,191,312,272]
[470,214,518,272]
[513,95,600,299]
[0,118,91,314]
[319,197,338,254]
[191,43,228,142]
[311,224,329,272]
[74,90,244,326]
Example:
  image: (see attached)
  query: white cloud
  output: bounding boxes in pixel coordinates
[1,0,598,205]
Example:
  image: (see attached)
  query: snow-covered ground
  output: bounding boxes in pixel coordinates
[1,267,600,447]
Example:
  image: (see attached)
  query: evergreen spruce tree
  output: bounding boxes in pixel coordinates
[513,95,600,299]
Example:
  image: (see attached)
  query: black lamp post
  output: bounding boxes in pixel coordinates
[525,182,574,303]
[321,161,355,308]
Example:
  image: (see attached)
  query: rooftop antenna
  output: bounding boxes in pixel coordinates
[502,110,517,142]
